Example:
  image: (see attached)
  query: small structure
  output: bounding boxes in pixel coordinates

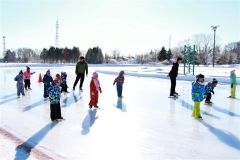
[183,45,197,75]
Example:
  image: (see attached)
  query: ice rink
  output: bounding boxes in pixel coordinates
[0,66,240,160]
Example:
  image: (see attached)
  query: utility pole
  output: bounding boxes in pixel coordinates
[55,20,59,48]
[169,34,172,50]
[211,25,219,67]
[3,36,6,57]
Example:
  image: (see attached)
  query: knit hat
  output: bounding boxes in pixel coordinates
[19,70,23,74]
[92,72,98,78]
[196,74,204,81]
[212,78,218,84]
[119,70,124,76]
[230,70,235,74]
[79,56,85,60]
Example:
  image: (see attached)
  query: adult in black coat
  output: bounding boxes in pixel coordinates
[168,57,182,97]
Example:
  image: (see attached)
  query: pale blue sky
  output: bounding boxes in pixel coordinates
[0,0,239,57]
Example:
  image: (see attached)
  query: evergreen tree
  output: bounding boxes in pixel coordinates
[167,49,172,61]
[157,47,167,61]
[86,46,104,64]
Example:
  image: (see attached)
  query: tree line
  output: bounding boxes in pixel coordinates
[2,39,240,65]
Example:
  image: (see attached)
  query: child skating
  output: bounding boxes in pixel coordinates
[14,70,25,97]
[23,66,35,90]
[61,72,69,93]
[48,76,64,121]
[205,78,218,104]
[228,70,237,98]
[89,72,102,109]
[192,74,205,119]
[113,71,125,98]
[43,70,53,99]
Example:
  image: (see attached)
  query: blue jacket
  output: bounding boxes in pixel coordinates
[192,81,205,102]
[48,85,61,104]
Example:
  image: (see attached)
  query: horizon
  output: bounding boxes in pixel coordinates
[0,0,240,58]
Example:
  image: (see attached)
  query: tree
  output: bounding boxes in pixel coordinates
[86,47,104,64]
[157,47,167,61]
[167,49,172,61]
[4,50,16,62]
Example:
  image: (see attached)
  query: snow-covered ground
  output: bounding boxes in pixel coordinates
[0,65,240,160]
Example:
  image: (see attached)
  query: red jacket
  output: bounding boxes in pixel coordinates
[90,79,101,93]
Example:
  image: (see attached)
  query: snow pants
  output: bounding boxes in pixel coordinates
[192,101,201,118]
[89,91,99,107]
[117,85,123,97]
[231,84,236,98]
[17,83,25,96]
[44,84,51,98]
[61,83,68,92]
[205,93,212,102]
[50,103,62,121]
[24,79,31,89]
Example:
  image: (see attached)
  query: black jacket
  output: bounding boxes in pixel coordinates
[168,62,179,78]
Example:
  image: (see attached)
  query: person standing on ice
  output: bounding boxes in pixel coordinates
[89,72,102,109]
[113,70,125,98]
[73,56,88,91]
[228,70,237,98]
[192,74,205,119]
[48,77,64,121]
[14,70,25,97]
[168,57,182,97]
[60,72,69,93]
[205,78,218,104]
[43,70,53,98]
[23,66,35,90]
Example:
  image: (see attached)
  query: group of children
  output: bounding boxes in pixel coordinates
[14,65,237,121]
[191,69,237,119]
[14,66,36,97]
[14,66,125,122]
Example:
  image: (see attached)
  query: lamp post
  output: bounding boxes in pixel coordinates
[211,25,219,67]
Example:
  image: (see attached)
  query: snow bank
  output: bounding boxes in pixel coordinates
[96,70,239,84]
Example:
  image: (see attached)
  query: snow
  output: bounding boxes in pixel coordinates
[0,65,240,160]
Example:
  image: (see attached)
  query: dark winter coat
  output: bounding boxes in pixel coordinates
[75,61,88,75]
[205,82,216,94]
[43,74,53,98]
[168,62,179,78]
[43,74,53,85]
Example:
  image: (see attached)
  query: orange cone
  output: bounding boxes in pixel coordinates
[38,73,43,82]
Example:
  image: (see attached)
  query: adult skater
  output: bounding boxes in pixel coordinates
[168,57,182,97]
[73,56,88,91]
[43,70,53,98]
[23,66,35,90]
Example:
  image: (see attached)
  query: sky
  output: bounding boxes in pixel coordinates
[0,0,239,57]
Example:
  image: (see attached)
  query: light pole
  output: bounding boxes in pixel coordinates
[3,36,6,57]
[211,25,219,67]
